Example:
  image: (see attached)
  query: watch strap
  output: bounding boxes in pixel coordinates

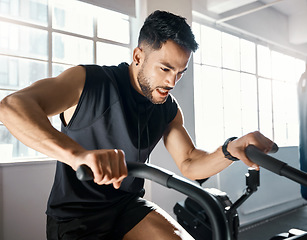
[222,137,239,161]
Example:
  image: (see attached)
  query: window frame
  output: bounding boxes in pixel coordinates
[0,0,132,162]
[192,15,306,151]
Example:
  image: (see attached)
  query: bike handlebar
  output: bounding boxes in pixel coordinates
[76,163,232,240]
[245,145,307,187]
[76,143,307,240]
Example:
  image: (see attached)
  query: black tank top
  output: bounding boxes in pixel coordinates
[46,63,178,219]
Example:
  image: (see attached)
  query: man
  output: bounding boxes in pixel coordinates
[0,10,273,239]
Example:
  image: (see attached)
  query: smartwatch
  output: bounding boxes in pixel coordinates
[222,137,239,161]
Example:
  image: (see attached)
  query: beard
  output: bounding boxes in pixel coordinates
[137,67,168,105]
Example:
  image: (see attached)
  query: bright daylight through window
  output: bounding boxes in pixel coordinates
[0,0,131,161]
[193,23,306,152]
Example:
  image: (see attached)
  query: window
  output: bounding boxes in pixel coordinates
[193,23,306,152]
[0,0,131,161]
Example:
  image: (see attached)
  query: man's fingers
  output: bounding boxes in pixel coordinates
[249,131,274,152]
[227,131,274,170]
[239,154,260,170]
[243,158,260,170]
[91,149,127,187]
[113,180,123,189]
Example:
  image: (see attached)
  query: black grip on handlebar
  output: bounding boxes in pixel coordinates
[76,163,173,187]
[76,165,94,181]
[243,143,279,174]
[270,142,279,153]
[246,145,285,174]
[245,145,307,187]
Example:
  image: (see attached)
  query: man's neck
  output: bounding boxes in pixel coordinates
[128,63,143,96]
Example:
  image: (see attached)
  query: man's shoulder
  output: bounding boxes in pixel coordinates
[80,63,128,84]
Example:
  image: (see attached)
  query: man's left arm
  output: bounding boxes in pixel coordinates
[163,107,274,180]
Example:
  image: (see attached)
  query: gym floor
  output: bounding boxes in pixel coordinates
[238,205,307,240]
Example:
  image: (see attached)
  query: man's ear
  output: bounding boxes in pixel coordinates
[133,47,144,66]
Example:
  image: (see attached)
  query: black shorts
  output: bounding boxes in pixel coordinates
[46,193,156,240]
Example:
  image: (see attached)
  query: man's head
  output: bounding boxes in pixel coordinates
[138,10,198,53]
[131,11,198,104]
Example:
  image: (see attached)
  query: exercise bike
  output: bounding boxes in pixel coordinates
[76,144,307,240]
[174,145,307,240]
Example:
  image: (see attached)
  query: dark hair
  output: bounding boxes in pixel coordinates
[138,10,198,52]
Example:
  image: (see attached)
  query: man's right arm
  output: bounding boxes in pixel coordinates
[0,66,86,165]
[0,66,127,188]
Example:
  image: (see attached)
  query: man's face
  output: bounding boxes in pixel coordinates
[136,40,191,104]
